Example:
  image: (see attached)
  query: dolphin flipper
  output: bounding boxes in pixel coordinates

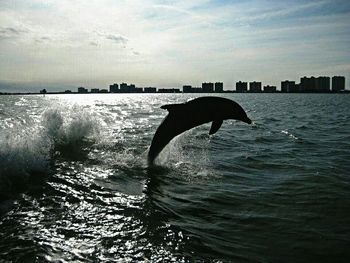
[209,120,223,135]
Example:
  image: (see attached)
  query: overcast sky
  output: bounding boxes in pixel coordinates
[0,0,349,91]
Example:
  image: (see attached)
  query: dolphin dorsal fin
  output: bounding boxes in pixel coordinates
[209,120,223,135]
[160,103,184,112]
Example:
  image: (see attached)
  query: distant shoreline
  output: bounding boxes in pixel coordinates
[1,90,349,95]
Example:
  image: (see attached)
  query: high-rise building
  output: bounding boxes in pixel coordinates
[78,87,88,93]
[135,87,143,93]
[109,83,119,93]
[316,76,330,92]
[202,82,214,92]
[300,76,317,92]
[214,82,224,92]
[332,76,345,92]
[183,85,192,93]
[128,84,136,93]
[236,81,247,92]
[119,83,128,92]
[281,80,296,92]
[263,85,276,93]
[249,81,262,92]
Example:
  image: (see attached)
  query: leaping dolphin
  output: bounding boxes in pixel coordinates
[148,96,251,164]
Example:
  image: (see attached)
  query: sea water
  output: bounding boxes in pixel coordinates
[0,93,349,262]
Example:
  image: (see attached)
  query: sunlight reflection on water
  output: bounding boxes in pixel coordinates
[0,94,350,261]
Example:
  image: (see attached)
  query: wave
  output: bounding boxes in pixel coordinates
[0,106,99,198]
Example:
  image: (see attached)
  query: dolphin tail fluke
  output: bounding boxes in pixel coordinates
[209,120,223,135]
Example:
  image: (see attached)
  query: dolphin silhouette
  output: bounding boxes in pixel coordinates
[148,96,251,164]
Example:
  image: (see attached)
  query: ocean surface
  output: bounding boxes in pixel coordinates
[0,93,349,262]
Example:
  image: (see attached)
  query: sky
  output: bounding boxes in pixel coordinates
[0,0,349,91]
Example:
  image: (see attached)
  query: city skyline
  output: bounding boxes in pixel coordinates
[1,0,350,92]
[1,74,346,95]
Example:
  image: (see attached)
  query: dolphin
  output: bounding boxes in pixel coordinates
[148,96,251,164]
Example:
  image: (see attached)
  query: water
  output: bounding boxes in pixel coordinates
[0,93,349,262]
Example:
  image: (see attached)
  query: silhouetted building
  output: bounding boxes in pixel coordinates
[300,76,331,92]
[300,76,317,92]
[119,83,128,92]
[91,88,100,93]
[249,81,262,92]
[109,83,119,93]
[144,87,157,93]
[281,80,296,92]
[316,76,330,92]
[202,82,214,93]
[183,85,192,93]
[135,87,143,93]
[64,90,72,93]
[263,85,276,93]
[332,76,345,92]
[99,89,109,93]
[192,87,202,93]
[158,88,180,93]
[78,87,88,93]
[215,82,224,92]
[127,84,136,93]
[236,81,247,92]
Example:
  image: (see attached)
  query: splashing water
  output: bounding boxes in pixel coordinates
[0,103,100,196]
[1,94,350,262]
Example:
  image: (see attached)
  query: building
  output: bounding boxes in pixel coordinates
[144,87,157,93]
[300,76,317,92]
[120,83,135,93]
[64,90,72,93]
[158,88,181,93]
[119,83,128,92]
[281,81,296,92]
[183,85,192,93]
[126,84,136,93]
[236,81,248,92]
[78,87,88,93]
[249,81,262,92]
[202,82,214,93]
[191,87,202,93]
[316,76,330,92]
[109,83,119,93]
[91,88,100,93]
[263,85,277,93]
[332,76,345,92]
[99,89,109,93]
[135,87,143,93]
[214,82,224,92]
[300,76,331,92]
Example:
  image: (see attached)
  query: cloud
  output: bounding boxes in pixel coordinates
[0,27,27,39]
[0,0,349,89]
[105,34,128,45]
[34,36,52,43]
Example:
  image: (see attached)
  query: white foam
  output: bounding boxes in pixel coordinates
[0,106,100,196]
